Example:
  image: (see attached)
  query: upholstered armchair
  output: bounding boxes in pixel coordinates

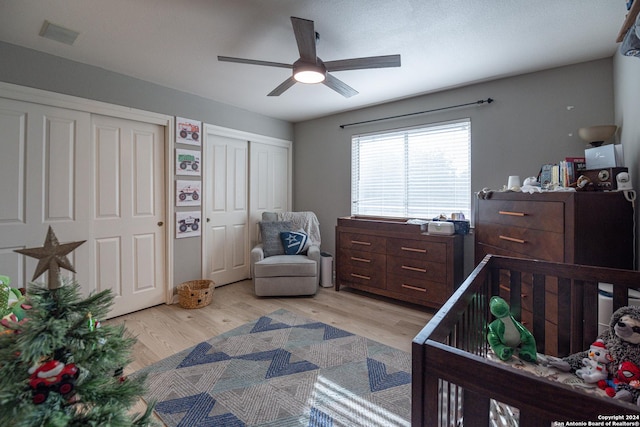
[250,211,321,296]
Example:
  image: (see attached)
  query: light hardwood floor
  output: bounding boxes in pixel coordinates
[106,280,436,375]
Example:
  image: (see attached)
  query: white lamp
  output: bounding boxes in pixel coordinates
[293,60,326,84]
[578,125,617,147]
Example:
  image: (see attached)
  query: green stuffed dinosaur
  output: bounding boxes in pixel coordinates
[487,296,537,362]
[0,275,21,315]
[0,275,30,327]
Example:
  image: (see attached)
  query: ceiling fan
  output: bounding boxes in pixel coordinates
[217,16,401,98]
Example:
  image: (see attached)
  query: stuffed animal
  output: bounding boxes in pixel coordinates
[547,306,640,404]
[0,275,20,315]
[487,296,537,362]
[597,360,640,400]
[575,340,613,383]
[0,275,30,333]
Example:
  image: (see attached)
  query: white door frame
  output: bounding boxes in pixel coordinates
[201,124,292,280]
[0,82,175,304]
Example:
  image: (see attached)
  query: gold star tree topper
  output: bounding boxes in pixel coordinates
[14,226,86,290]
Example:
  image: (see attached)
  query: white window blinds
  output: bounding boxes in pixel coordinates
[351,118,471,219]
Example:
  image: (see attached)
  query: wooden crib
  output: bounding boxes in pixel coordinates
[412,255,640,426]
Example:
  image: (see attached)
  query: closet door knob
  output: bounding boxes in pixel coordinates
[157,221,164,226]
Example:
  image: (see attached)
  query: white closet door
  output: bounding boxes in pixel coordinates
[0,96,168,319]
[0,98,93,292]
[91,115,166,318]
[203,132,249,286]
[249,141,291,248]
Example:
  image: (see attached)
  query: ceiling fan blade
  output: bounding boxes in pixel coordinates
[323,74,358,98]
[218,56,292,69]
[268,77,297,96]
[324,54,401,72]
[291,17,317,62]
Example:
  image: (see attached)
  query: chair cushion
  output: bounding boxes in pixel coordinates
[259,221,293,257]
[280,230,309,255]
[253,255,317,278]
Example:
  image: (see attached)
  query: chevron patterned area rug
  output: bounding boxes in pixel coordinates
[134,309,411,427]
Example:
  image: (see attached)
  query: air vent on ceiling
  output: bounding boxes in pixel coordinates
[39,20,79,46]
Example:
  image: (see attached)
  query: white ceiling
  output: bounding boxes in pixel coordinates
[0,0,628,122]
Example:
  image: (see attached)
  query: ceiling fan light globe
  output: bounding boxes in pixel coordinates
[294,70,325,83]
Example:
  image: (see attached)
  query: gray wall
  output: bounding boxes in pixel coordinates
[0,41,294,286]
[614,51,640,269]
[293,59,614,275]
[1,38,625,282]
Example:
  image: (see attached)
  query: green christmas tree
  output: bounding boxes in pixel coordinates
[0,227,154,426]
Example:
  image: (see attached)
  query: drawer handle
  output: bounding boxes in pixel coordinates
[402,265,427,273]
[402,284,427,293]
[401,246,427,253]
[351,273,371,280]
[499,235,526,244]
[351,257,371,263]
[498,210,526,217]
[351,240,371,246]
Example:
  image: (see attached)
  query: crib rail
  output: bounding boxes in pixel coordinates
[412,255,640,426]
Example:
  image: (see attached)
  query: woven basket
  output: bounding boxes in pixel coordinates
[177,279,215,309]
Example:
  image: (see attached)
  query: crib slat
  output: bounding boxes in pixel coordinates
[509,270,522,321]
[532,273,545,353]
[557,277,572,356]
[462,389,490,425]
[570,277,584,354]
[581,280,599,351]
[519,410,551,427]
[613,284,630,311]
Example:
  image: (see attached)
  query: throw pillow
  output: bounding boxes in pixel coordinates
[259,221,293,257]
[280,230,309,255]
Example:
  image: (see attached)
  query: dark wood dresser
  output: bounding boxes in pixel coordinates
[475,191,635,355]
[335,217,464,309]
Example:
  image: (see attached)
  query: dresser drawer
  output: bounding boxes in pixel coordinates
[387,238,446,263]
[478,200,564,233]
[475,223,563,261]
[339,232,386,253]
[498,278,558,324]
[387,257,446,283]
[337,248,386,289]
[386,274,450,305]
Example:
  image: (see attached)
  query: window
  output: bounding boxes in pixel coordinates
[351,118,471,220]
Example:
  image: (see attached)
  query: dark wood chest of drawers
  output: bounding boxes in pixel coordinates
[335,217,464,309]
[475,191,635,355]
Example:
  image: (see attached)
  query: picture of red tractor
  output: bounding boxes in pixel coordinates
[178,185,199,201]
[178,122,199,141]
[29,360,79,404]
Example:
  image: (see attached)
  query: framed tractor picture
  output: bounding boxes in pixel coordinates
[176,117,201,146]
[176,211,202,238]
[175,148,201,176]
[176,180,201,207]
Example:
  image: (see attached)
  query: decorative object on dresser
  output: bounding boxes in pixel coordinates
[578,124,617,147]
[475,191,635,356]
[335,217,464,309]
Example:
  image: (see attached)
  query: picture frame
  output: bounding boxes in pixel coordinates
[175,148,201,176]
[175,210,202,238]
[176,180,201,207]
[176,117,201,146]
